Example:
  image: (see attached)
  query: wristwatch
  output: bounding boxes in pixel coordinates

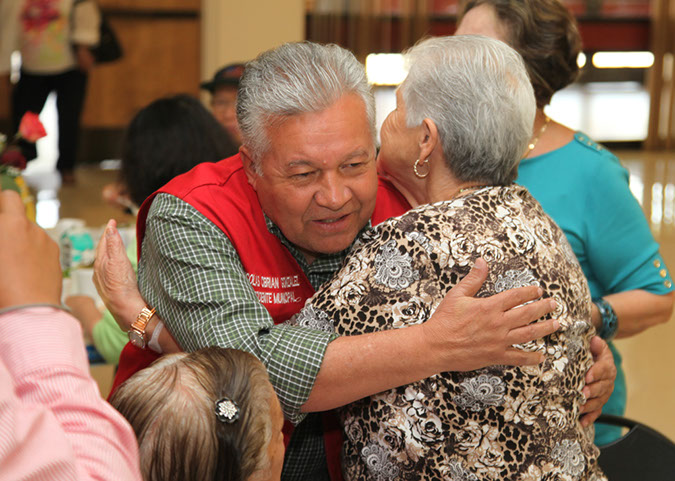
[128,307,156,349]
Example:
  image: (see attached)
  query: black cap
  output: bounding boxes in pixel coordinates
[200,63,245,92]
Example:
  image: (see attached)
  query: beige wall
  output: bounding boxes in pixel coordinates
[201,0,305,85]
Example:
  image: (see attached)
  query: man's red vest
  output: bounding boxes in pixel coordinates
[111,154,410,480]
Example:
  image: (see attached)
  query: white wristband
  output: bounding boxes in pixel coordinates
[147,320,164,353]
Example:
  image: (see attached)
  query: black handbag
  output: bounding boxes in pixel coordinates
[91,13,123,64]
[73,0,123,64]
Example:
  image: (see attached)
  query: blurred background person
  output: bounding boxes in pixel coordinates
[67,93,238,365]
[7,0,101,185]
[111,347,285,481]
[455,0,674,445]
[201,63,245,146]
[0,188,141,481]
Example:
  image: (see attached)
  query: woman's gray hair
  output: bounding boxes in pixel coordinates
[110,347,276,481]
[237,41,376,164]
[401,35,536,185]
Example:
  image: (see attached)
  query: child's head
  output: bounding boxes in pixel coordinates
[110,347,284,481]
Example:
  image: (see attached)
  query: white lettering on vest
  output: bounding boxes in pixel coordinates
[248,274,301,290]
[260,276,280,289]
[255,291,273,304]
[281,275,300,288]
[254,290,300,305]
[249,273,303,305]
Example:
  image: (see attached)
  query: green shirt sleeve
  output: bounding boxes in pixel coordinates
[91,309,129,365]
[137,193,336,423]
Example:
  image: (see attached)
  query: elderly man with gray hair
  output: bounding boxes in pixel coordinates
[98,41,615,480]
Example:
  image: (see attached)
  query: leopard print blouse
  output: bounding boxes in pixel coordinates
[293,185,606,481]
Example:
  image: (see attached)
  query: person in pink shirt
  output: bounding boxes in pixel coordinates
[0,188,142,481]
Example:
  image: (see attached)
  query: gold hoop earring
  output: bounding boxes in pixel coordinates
[413,158,430,179]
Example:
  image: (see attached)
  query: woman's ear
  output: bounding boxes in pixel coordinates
[419,118,440,161]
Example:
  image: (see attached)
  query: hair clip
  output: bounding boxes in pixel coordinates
[215,397,240,423]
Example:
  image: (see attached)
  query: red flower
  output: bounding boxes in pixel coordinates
[0,149,27,170]
[18,112,47,142]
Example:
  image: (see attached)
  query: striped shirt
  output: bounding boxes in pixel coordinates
[0,307,141,481]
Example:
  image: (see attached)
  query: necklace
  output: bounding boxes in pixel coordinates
[458,184,494,194]
[526,115,551,155]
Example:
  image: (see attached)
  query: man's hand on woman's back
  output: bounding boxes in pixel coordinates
[422,257,560,373]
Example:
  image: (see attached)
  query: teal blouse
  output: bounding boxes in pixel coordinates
[517,132,673,445]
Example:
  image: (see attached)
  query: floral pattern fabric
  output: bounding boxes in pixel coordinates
[292,185,606,481]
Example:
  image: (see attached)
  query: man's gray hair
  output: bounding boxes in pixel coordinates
[401,35,536,185]
[237,41,376,163]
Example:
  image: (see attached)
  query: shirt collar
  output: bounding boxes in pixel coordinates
[263,214,372,274]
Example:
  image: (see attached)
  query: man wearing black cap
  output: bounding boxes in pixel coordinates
[201,63,245,145]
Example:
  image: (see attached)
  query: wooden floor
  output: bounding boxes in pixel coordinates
[40,149,675,442]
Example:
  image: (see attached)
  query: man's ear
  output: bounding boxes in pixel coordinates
[240,146,259,191]
[419,118,440,162]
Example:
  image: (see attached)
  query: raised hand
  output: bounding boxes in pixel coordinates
[93,219,145,330]
[0,190,61,309]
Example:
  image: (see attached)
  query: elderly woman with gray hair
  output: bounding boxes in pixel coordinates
[290,35,606,480]
[110,347,285,481]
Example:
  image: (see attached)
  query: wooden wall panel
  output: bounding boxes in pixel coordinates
[0,77,11,132]
[98,0,200,12]
[81,15,200,128]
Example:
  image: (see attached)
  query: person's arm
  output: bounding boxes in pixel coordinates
[71,0,100,72]
[101,212,561,413]
[0,351,80,480]
[99,194,615,419]
[90,309,131,364]
[590,290,674,339]
[584,154,674,340]
[0,308,142,481]
[93,219,179,354]
[64,294,102,341]
[0,189,141,481]
[138,195,559,421]
[303,257,558,411]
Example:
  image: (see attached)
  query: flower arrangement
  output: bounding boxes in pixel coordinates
[1,112,47,219]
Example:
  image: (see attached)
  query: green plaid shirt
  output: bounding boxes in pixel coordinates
[138,193,349,480]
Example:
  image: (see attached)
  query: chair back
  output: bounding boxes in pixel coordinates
[597,414,675,481]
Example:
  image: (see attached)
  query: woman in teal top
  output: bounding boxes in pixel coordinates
[457,0,674,445]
